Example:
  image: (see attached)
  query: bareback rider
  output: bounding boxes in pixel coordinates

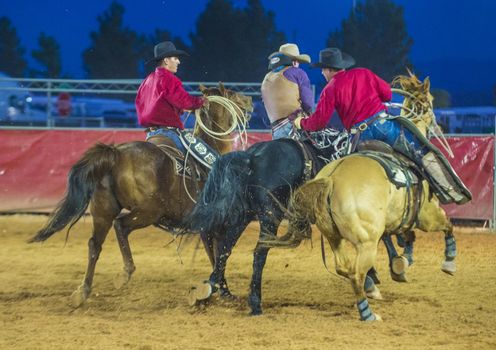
[135,41,208,152]
[261,43,314,139]
[293,47,471,205]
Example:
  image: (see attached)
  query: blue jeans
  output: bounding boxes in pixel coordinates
[146,128,187,154]
[272,120,294,139]
[359,118,427,163]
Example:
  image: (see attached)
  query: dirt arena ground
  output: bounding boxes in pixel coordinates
[1,214,495,349]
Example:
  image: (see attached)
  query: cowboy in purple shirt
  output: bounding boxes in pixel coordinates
[261,43,314,139]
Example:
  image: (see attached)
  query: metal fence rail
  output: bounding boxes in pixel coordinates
[0,77,267,95]
[1,77,314,129]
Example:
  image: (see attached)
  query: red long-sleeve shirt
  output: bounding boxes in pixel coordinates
[301,68,392,131]
[135,67,204,129]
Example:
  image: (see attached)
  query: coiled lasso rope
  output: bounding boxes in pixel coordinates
[391,88,453,158]
[194,95,249,147]
[182,94,251,203]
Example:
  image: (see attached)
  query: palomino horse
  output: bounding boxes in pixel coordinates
[263,75,457,321]
[29,84,252,308]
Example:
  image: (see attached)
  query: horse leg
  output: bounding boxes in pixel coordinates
[326,231,383,299]
[417,200,455,275]
[441,227,457,275]
[402,230,415,266]
[70,214,113,308]
[248,215,281,316]
[112,211,151,289]
[189,220,250,306]
[70,190,120,308]
[327,235,352,277]
[382,235,409,283]
[200,230,216,268]
[394,231,415,266]
[352,242,382,321]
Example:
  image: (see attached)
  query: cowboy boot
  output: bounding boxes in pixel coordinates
[421,151,472,204]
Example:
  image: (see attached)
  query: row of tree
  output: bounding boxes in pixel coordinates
[1,0,415,83]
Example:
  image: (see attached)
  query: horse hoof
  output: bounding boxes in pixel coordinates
[361,313,382,321]
[219,291,238,302]
[249,309,263,316]
[366,285,383,300]
[188,282,213,306]
[390,271,408,283]
[441,260,456,275]
[392,255,409,275]
[373,313,383,321]
[113,272,130,290]
[70,287,87,308]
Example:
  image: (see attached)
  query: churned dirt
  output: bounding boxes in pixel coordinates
[1,214,495,350]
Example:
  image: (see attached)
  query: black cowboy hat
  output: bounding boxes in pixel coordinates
[145,41,189,65]
[311,48,355,69]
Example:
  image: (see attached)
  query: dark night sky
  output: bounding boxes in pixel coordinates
[2,0,496,105]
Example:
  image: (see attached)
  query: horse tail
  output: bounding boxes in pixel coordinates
[29,143,119,243]
[181,151,252,235]
[312,177,336,235]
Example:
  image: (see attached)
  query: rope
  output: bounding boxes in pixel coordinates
[391,87,454,157]
[182,94,251,204]
[194,95,249,147]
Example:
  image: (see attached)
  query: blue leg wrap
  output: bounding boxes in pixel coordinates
[444,235,457,260]
[364,275,375,292]
[403,241,414,265]
[357,298,376,321]
[396,234,406,248]
[382,235,398,267]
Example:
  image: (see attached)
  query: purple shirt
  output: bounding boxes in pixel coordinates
[282,67,314,113]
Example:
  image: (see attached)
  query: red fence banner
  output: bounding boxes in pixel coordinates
[0,129,492,221]
[432,136,494,220]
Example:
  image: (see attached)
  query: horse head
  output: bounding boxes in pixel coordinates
[392,70,435,136]
[197,83,253,136]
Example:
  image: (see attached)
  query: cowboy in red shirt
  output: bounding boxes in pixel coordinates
[135,41,207,150]
[294,48,391,131]
[294,47,471,206]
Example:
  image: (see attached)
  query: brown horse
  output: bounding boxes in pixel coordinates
[263,74,457,321]
[29,84,253,308]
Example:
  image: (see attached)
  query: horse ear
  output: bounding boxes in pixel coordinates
[423,77,431,92]
[218,82,226,94]
[406,67,415,78]
[199,84,207,93]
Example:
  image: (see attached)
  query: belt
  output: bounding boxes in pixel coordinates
[271,117,290,129]
[145,126,180,133]
[350,111,388,134]
[270,108,305,128]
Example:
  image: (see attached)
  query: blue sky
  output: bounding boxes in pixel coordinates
[2,0,496,105]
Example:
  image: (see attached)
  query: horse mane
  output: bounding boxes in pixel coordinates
[391,70,433,108]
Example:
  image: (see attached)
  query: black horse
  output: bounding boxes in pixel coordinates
[182,135,370,315]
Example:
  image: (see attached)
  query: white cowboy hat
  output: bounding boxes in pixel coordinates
[268,43,311,64]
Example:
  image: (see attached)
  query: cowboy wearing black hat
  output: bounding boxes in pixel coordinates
[294,47,471,206]
[135,41,207,151]
[293,47,389,132]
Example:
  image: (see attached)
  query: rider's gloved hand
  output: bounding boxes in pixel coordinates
[293,116,303,129]
[201,97,210,110]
